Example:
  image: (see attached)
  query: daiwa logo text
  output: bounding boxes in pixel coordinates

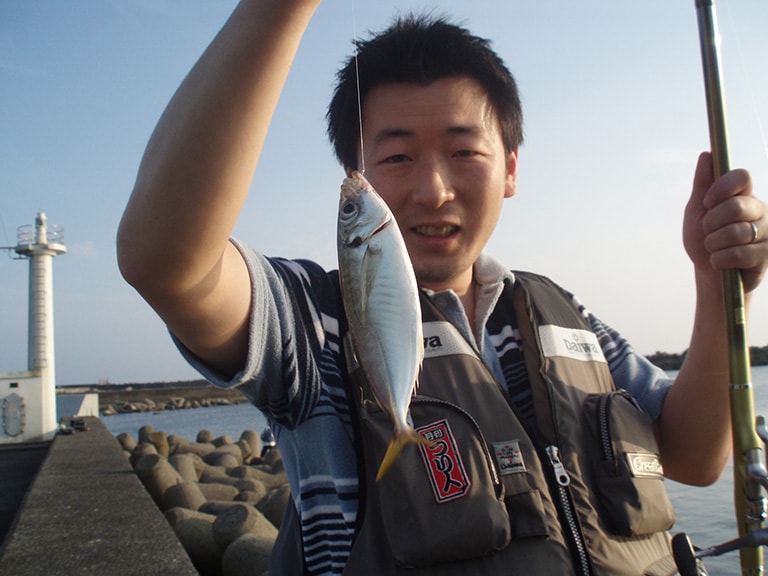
[424,335,443,350]
[538,325,606,364]
[422,322,477,359]
[562,337,599,355]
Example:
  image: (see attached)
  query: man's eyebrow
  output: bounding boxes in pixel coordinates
[445,125,482,137]
[371,128,413,144]
[371,124,482,144]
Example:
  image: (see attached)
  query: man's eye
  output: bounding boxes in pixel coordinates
[383,154,409,164]
[453,150,477,158]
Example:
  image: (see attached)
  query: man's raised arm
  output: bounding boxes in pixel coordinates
[117,0,321,376]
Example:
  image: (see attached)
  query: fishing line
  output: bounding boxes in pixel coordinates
[722,0,768,162]
[351,0,365,174]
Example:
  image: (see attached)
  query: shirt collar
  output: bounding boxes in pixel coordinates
[421,252,514,347]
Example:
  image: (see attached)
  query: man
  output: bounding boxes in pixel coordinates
[117,1,768,574]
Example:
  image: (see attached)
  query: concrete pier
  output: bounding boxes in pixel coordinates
[0,417,197,575]
[0,442,48,545]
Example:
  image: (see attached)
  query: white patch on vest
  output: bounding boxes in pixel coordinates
[538,325,606,363]
[422,321,477,359]
[626,452,664,478]
[493,440,526,475]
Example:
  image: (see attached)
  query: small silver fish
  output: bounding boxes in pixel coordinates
[337,171,427,481]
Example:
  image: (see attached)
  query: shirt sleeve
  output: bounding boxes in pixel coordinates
[587,311,673,421]
[172,238,337,427]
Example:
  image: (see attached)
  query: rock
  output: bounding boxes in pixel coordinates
[115,432,137,452]
[169,453,201,483]
[263,449,284,473]
[212,503,278,550]
[221,533,273,576]
[257,484,291,529]
[212,434,234,447]
[199,468,239,486]
[134,453,183,510]
[129,441,157,468]
[198,482,239,502]
[233,478,267,499]
[138,424,155,443]
[148,430,170,457]
[122,426,293,574]
[234,489,265,506]
[164,481,207,511]
[238,430,261,458]
[171,435,216,458]
[199,500,247,516]
[203,444,243,467]
[235,439,254,464]
[165,507,222,576]
[229,465,287,490]
[197,429,215,443]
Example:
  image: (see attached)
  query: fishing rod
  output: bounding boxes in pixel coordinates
[680,1,768,574]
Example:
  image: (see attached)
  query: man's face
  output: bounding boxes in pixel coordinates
[356,76,517,294]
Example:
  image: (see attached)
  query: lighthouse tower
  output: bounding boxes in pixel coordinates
[0,212,66,443]
[15,213,67,381]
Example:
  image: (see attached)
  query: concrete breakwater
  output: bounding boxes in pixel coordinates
[59,382,249,415]
[102,394,245,416]
[0,417,198,576]
[117,424,289,576]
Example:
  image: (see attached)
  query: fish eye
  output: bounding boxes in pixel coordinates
[341,201,357,216]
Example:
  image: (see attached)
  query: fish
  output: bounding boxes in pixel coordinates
[337,170,429,481]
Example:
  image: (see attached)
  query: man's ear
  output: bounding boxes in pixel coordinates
[504,148,518,199]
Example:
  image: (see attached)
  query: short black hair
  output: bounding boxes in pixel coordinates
[326,13,523,169]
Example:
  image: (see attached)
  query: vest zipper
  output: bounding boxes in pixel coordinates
[598,394,614,462]
[546,445,593,576]
[598,390,641,468]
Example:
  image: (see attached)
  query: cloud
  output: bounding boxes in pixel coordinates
[67,240,97,257]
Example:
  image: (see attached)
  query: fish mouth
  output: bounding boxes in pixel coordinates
[413,224,459,238]
[373,216,394,237]
[348,215,393,248]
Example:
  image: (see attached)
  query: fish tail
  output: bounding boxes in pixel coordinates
[376,428,432,482]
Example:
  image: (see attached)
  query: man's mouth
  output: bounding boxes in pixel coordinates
[413,225,459,238]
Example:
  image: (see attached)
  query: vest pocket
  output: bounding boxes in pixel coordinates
[583,390,676,536]
[361,397,512,568]
[505,490,549,538]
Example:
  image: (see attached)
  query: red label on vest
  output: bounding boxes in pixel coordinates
[416,419,471,503]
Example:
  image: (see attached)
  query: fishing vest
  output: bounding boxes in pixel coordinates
[342,272,678,576]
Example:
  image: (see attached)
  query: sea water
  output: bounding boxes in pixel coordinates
[103,364,768,575]
[665,364,768,575]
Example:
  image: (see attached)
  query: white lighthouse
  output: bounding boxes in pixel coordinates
[0,212,66,443]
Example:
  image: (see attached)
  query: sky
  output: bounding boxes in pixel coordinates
[1,0,767,386]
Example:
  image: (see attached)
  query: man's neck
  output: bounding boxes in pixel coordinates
[458,281,477,328]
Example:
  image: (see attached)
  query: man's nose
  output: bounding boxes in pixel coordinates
[411,159,455,208]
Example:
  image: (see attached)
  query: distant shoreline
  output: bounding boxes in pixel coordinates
[57,345,768,398]
[57,380,247,414]
[647,345,768,371]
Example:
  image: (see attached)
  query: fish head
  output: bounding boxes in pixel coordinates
[338,171,392,247]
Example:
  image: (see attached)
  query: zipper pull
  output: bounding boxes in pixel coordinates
[546,445,571,487]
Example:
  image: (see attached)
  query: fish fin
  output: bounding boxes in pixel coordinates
[376,428,433,482]
[360,243,382,312]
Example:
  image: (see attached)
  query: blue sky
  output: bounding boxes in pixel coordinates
[1,1,767,386]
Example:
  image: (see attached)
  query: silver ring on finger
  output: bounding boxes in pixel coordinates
[750,221,759,244]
